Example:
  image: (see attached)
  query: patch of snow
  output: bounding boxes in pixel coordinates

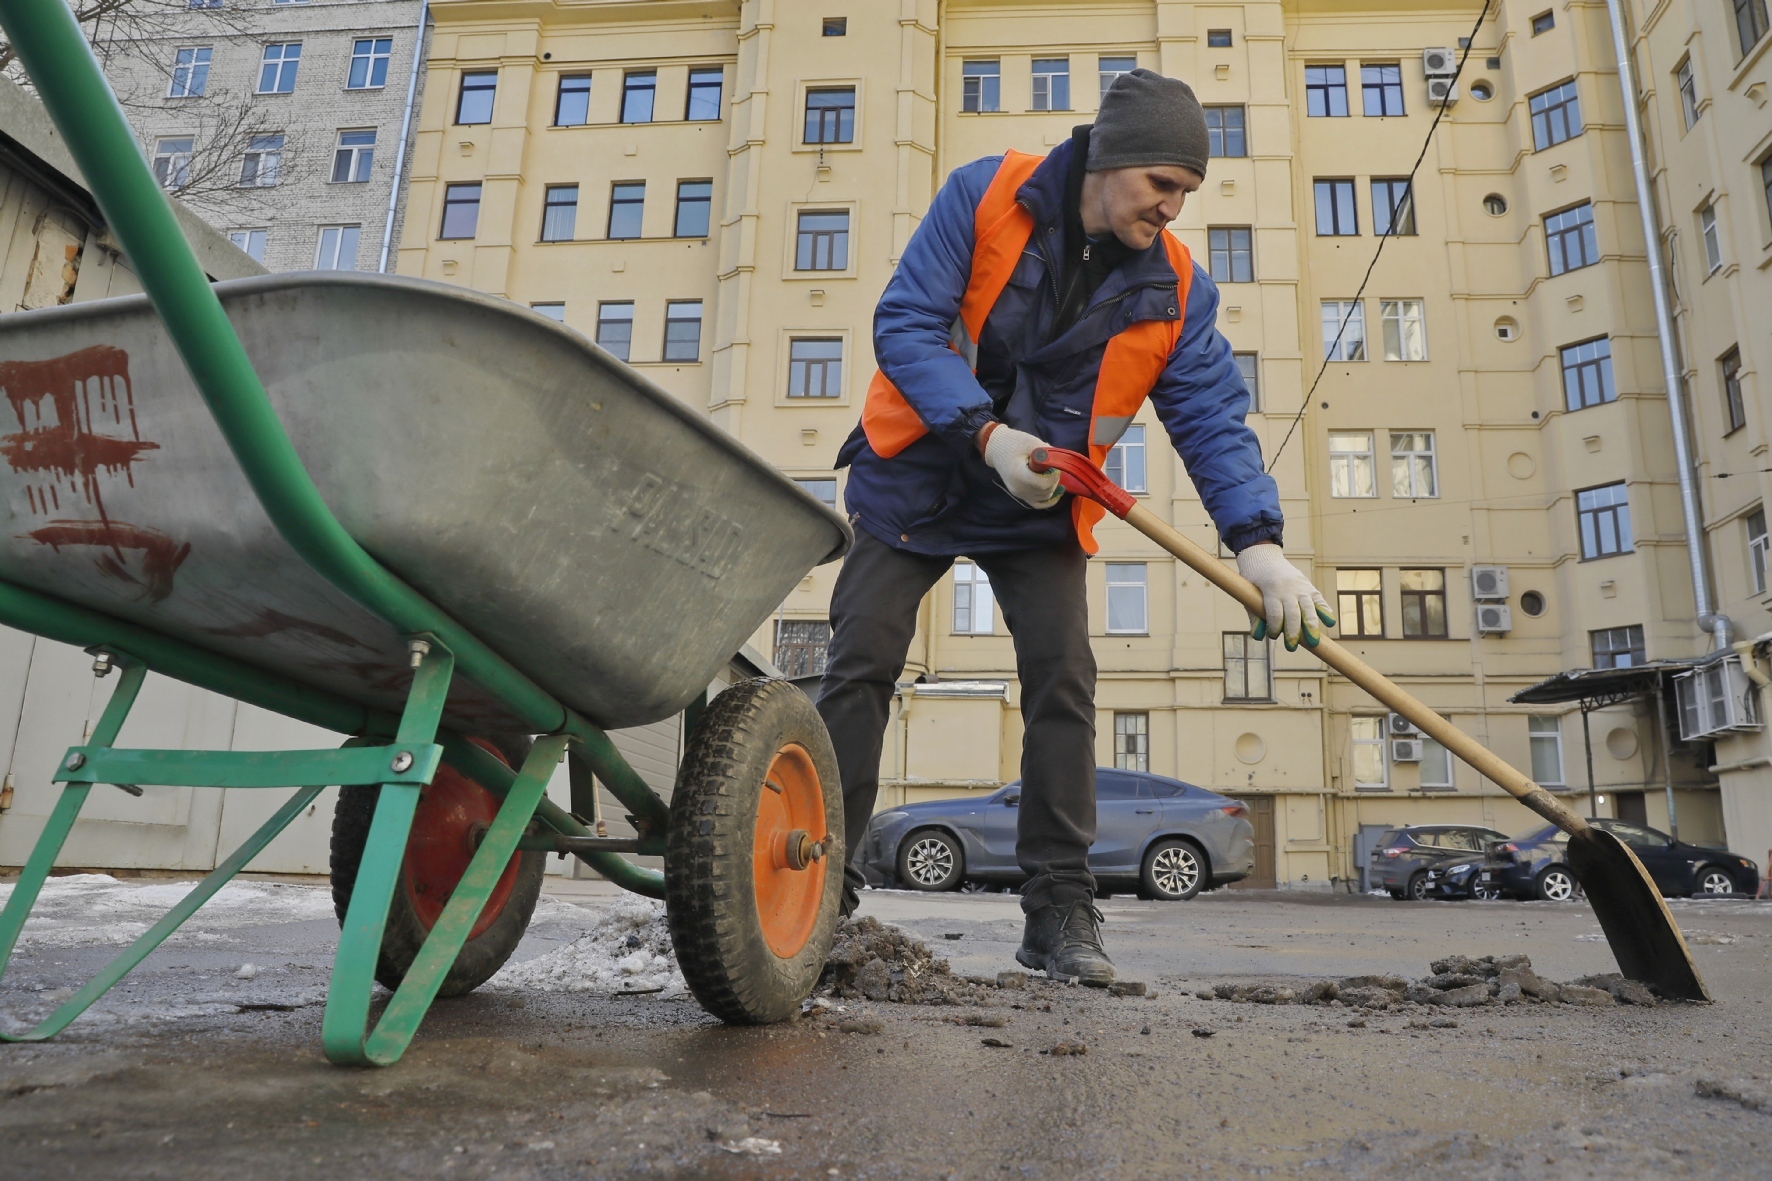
[721,1138,782,1156]
[0,875,333,948]
[489,893,686,998]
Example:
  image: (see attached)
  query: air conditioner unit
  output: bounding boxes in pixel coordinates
[1673,655,1765,740]
[1386,712,1420,738]
[1476,603,1512,634]
[1390,738,1424,763]
[1471,565,1509,601]
[1428,77,1460,106]
[1423,47,1459,76]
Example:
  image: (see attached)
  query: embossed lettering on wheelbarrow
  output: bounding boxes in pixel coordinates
[0,273,852,731]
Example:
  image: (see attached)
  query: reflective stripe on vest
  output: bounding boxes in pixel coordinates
[862,150,1192,554]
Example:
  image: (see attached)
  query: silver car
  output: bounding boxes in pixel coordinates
[860,769,1256,900]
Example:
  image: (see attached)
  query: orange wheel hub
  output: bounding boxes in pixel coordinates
[403,741,520,940]
[752,743,827,959]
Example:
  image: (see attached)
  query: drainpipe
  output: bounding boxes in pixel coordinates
[1601,0,1730,650]
[378,0,430,273]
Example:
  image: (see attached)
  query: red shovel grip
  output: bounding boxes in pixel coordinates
[1029,448,1137,518]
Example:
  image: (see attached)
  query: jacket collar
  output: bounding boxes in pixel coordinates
[1015,136,1180,295]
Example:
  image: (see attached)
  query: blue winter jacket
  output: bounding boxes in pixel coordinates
[837,137,1283,558]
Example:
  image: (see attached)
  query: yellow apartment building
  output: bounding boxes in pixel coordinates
[395,0,1772,889]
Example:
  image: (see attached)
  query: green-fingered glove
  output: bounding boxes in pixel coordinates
[1235,542,1336,651]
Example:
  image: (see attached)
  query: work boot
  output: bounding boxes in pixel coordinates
[1016,898,1116,986]
[838,861,866,918]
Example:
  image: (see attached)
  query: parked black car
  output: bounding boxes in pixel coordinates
[1369,824,1511,900]
[1422,857,1502,900]
[1482,819,1762,901]
[859,769,1255,900]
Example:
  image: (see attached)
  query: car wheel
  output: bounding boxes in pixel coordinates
[897,829,963,892]
[1695,866,1736,895]
[1404,872,1429,901]
[1535,865,1579,902]
[1471,880,1502,901]
[1387,888,1406,900]
[1140,839,1206,901]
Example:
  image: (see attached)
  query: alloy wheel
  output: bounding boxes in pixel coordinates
[904,836,956,887]
[1539,868,1577,901]
[1697,869,1735,895]
[1151,844,1201,897]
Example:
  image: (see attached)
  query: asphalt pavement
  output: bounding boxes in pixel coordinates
[1,873,1769,1179]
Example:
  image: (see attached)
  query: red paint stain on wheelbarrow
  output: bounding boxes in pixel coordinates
[26,520,191,602]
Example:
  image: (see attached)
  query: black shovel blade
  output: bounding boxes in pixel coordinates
[1567,826,1710,1002]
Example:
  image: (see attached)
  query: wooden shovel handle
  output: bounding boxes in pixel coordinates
[1030,448,1590,837]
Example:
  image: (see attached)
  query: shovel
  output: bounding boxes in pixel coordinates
[1031,447,1710,1002]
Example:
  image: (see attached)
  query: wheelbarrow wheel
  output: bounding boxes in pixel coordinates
[665,678,842,1025]
[330,736,545,998]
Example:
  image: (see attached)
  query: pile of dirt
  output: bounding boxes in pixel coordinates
[1194,954,1662,1010]
[819,917,997,1005]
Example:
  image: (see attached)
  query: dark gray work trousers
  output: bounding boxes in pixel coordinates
[816,528,1098,911]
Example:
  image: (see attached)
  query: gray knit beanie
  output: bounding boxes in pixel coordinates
[1087,68,1209,178]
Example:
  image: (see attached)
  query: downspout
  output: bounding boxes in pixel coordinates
[378,0,429,273]
[1603,0,1729,650]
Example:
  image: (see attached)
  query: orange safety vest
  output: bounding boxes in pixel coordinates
[861,150,1193,554]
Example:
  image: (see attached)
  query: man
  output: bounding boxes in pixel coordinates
[818,69,1333,984]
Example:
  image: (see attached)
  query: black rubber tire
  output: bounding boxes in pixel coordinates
[1140,838,1208,901]
[665,679,842,1025]
[1535,864,1580,902]
[897,828,965,891]
[1404,871,1429,901]
[329,738,545,998]
[1387,888,1407,900]
[1694,866,1736,895]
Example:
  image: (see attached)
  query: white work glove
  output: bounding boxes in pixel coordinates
[981,424,1063,510]
[1236,542,1335,651]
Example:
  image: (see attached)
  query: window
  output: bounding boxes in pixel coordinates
[227,228,266,263]
[1204,106,1246,157]
[1106,564,1148,634]
[1676,59,1700,129]
[541,185,578,241]
[1699,203,1722,273]
[1419,736,1453,789]
[823,17,846,36]
[1400,569,1447,638]
[686,67,723,120]
[1032,59,1070,111]
[1099,56,1136,100]
[1723,348,1746,434]
[531,303,566,322]
[662,300,702,362]
[1222,632,1272,701]
[238,134,282,187]
[795,477,838,511]
[1591,624,1645,669]
[674,180,712,237]
[169,47,211,97]
[1337,570,1383,636]
[348,38,392,89]
[1532,10,1555,34]
[1747,507,1767,595]
[953,562,995,634]
[555,74,591,126]
[963,60,1000,112]
[787,338,844,397]
[1321,301,1366,361]
[1361,64,1404,116]
[795,210,849,270]
[1577,483,1633,559]
[1235,353,1260,411]
[1560,337,1616,410]
[314,225,359,270]
[804,88,855,143]
[152,136,194,189]
[1305,65,1348,117]
[1105,424,1146,493]
[1484,193,1509,216]
[1528,81,1581,150]
[1207,29,1233,47]
[1208,227,1252,282]
[595,302,633,361]
[607,182,645,239]
[1329,432,1376,498]
[456,70,496,123]
[1351,717,1388,789]
[330,130,374,183]
[1314,179,1358,236]
[258,43,301,94]
[1545,203,1598,275]
[1527,716,1564,786]
[1372,179,1415,236]
[1381,300,1427,362]
[1764,158,1772,233]
[1735,0,1770,57]
[439,182,481,239]
[1114,713,1150,772]
[621,70,656,123]
[774,620,830,678]
[1390,431,1437,497]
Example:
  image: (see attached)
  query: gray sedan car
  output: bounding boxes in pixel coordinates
[859,769,1256,900]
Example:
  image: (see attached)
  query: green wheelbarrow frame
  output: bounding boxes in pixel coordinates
[0,0,678,1064]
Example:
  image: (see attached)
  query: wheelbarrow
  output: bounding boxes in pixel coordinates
[0,0,850,1064]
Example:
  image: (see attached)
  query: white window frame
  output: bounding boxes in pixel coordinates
[1528,715,1565,787]
[257,42,301,95]
[1676,57,1699,129]
[1031,58,1070,111]
[314,224,360,271]
[227,228,267,263]
[1747,507,1767,595]
[1389,431,1438,498]
[1328,431,1377,498]
[1380,298,1426,361]
[1419,735,1454,789]
[347,37,392,90]
[330,129,375,184]
[1098,55,1136,101]
[1105,563,1148,635]
[1351,716,1388,790]
[239,133,283,187]
[1700,203,1723,273]
[1222,632,1272,702]
[152,136,194,190]
[962,60,1000,113]
[1322,300,1366,361]
[1104,424,1146,493]
[169,46,211,98]
[1114,712,1149,772]
[953,561,995,635]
